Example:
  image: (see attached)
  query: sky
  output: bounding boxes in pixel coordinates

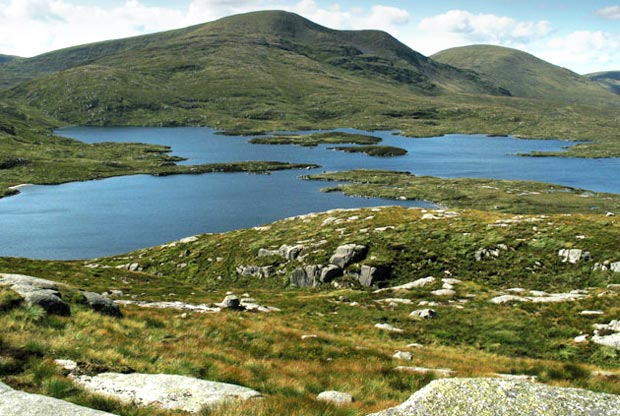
[1,0,619,74]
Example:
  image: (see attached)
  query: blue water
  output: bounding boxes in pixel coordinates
[0,127,618,260]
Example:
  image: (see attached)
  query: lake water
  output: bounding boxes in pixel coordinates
[1,127,619,260]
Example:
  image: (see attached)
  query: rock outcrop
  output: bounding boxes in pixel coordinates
[72,373,261,413]
[0,274,70,316]
[0,381,114,415]
[290,265,343,287]
[359,265,390,287]
[258,244,303,260]
[558,249,591,264]
[329,244,368,268]
[367,378,620,416]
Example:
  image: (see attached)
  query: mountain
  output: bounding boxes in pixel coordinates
[432,45,618,106]
[0,11,508,126]
[587,71,620,95]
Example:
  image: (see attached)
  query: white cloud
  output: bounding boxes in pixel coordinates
[596,5,620,20]
[415,9,553,50]
[537,30,620,73]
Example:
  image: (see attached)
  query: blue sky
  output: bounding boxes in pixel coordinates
[1,0,619,74]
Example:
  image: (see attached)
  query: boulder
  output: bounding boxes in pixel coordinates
[72,373,261,413]
[81,292,123,317]
[290,265,321,288]
[410,309,436,319]
[0,381,114,415]
[558,249,591,264]
[611,262,620,273]
[431,289,455,297]
[329,244,368,268]
[366,378,620,416]
[0,274,70,316]
[316,391,354,406]
[375,323,403,333]
[373,277,436,293]
[279,244,304,260]
[359,265,390,287]
[220,295,242,310]
[320,264,342,283]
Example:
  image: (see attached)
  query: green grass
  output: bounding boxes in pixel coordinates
[328,146,407,157]
[249,132,382,146]
[305,169,620,214]
[1,206,620,414]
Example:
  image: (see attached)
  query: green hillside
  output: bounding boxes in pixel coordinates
[587,71,620,95]
[0,11,506,128]
[432,45,618,106]
[0,55,17,65]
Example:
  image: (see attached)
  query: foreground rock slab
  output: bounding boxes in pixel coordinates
[0,273,70,315]
[367,378,620,416]
[73,373,261,413]
[0,381,114,415]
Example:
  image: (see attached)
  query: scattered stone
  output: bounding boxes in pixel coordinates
[0,381,114,415]
[54,359,79,373]
[490,295,527,304]
[441,278,461,285]
[258,244,304,260]
[407,343,424,348]
[574,334,589,343]
[431,289,455,297]
[301,334,318,340]
[366,378,620,416]
[580,310,604,316]
[0,273,70,316]
[374,277,436,293]
[394,367,455,377]
[611,262,620,273]
[376,298,414,305]
[329,244,368,268]
[128,263,140,272]
[72,373,261,413]
[375,323,404,333]
[606,212,616,217]
[359,265,390,287]
[558,249,591,264]
[393,351,413,361]
[236,265,271,278]
[474,246,507,261]
[316,391,354,406]
[409,309,436,319]
[116,300,221,313]
[492,373,537,382]
[81,291,123,317]
[490,291,586,304]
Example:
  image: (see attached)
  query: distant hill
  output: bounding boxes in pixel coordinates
[0,11,508,126]
[432,45,618,106]
[0,55,17,65]
[587,71,620,95]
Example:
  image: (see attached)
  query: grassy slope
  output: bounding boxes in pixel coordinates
[1,206,620,415]
[432,45,617,105]
[587,71,620,95]
[0,12,618,157]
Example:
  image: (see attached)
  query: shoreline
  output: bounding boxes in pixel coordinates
[8,183,34,190]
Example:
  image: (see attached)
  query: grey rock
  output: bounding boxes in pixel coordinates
[236,265,270,278]
[393,351,413,361]
[367,378,620,416]
[611,262,620,273]
[558,249,591,264]
[359,265,390,287]
[0,381,114,415]
[290,265,322,288]
[220,295,242,310]
[375,323,404,333]
[410,309,436,319]
[329,244,368,268]
[81,291,123,317]
[128,263,140,272]
[317,391,353,406]
[394,367,455,377]
[431,289,455,297]
[373,277,436,293]
[320,264,342,283]
[0,274,72,315]
[279,244,304,260]
[73,373,261,413]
